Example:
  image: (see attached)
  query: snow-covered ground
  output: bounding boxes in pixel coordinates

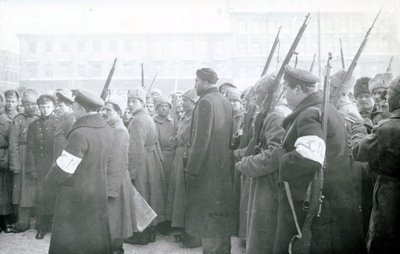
[0,229,245,254]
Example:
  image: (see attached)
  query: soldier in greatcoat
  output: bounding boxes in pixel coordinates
[185,68,236,253]
[153,95,175,234]
[273,66,363,253]
[352,75,400,254]
[102,94,156,254]
[166,88,201,248]
[369,72,392,125]
[235,75,291,254]
[45,89,113,254]
[126,87,165,245]
[0,96,13,232]
[9,89,40,232]
[26,94,59,239]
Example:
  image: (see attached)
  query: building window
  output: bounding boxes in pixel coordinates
[45,41,53,53]
[78,64,86,77]
[90,62,102,77]
[28,42,37,54]
[27,62,38,78]
[61,42,70,53]
[124,41,133,52]
[92,41,101,53]
[109,41,117,52]
[44,64,53,78]
[59,62,71,77]
[77,41,86,53]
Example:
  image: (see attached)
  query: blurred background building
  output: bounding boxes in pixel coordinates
[1,0,399,94]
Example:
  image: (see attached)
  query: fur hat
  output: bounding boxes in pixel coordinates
[330,70,356,94]
[4,89,20,100]
[154,96,172,109]
[196,68,218,84]
[369,72,393,92]
[255,75,276,96]
[21,88,39,104]
[182,88,199,103]
[388,75,400,112]
[226,88,242,102]
[127,87,147,104]
[354,77,371,98]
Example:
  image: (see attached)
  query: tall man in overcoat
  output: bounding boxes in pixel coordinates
[45,89,113,254]
[185,68,236,253]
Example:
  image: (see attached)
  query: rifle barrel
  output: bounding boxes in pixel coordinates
[100,58,118,100]
[261,26,281,77]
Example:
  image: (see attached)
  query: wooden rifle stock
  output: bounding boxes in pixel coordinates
[261,26,281,77]
[288,53,332,254]
[245,13,311,157]
[331,5,384,106]
[100,58,118,101]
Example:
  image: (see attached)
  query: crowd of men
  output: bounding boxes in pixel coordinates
[0,64,399,254]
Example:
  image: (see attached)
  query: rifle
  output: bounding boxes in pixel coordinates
[294,52,299,68]
[245,13,311,157]
[141,63,145,89]
[287,53,332,254]
[340,38,346,69]
[100,58,118,101]
[386,56,393,72]
[331,5,384,107]
[146,73,158,97]
[261,26,281,77]
[309,53,316,72]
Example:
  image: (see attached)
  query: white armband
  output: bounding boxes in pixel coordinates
[294,135,326,166]
[56,150,82,174]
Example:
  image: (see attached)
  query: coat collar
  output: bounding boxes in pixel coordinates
[69,113,107,135]
[198,86,219,98]
[282,91,322,128]
[154,114,172,124]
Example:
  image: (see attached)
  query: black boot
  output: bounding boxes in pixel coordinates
[124,231,149,245]
[157,221,171,235]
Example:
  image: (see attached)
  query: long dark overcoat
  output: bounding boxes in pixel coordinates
[238,105,290,254]
[274,92,363,254]
[354,109,400,253]
[45,114,113,254]
[185,86,236,238]
[9,113,39,207]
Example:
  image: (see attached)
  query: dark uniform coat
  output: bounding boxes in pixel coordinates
[128,109,165,225]
[46,114,113,254]
[274,92,363,254]
[185,86,236,238]
[9,113,39,207]
[0,114,12,215]
[353,109,400,253]
[238,105,290,254]
[26,113,59,216]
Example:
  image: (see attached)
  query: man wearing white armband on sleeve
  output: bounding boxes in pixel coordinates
[45,89,113,254]
[272,65,363,254]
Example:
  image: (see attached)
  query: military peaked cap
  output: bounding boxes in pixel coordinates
[284,65,319,87]
[74,89,104,110]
